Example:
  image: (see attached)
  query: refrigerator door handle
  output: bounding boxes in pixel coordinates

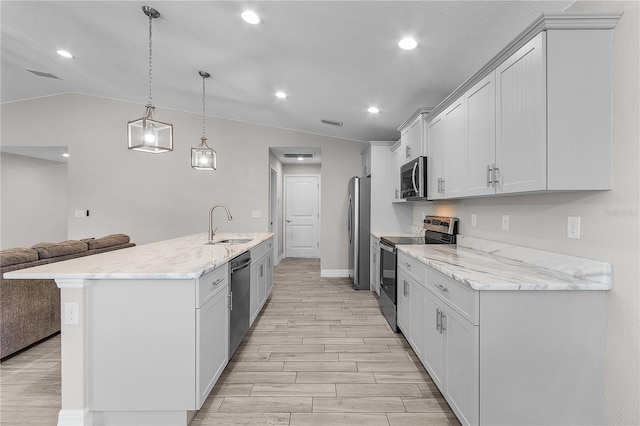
[347,195,352,245]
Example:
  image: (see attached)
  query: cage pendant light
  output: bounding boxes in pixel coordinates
[191,71,217,170]
[127,6,173,153]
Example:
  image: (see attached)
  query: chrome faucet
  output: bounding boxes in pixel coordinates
[209,204,233,241]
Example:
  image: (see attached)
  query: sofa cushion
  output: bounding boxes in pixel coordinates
[0,247,39,267]
[87,234,130,250]
[32,240,88,259]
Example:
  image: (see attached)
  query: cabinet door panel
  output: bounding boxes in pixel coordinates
[443,100,466,198]
[466,72,496,197]
[496,32,546,194]
[396,270,410,335]
[409,281,425,360]
[423,289,445,389]
[444,307,479,426]
[197,288,229,408]
[427,114,445,199]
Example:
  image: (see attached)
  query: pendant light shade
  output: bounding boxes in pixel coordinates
[191,71,217,170]
[127,6,173,153]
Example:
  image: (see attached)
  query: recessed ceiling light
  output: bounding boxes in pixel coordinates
[241,10,261,25]
[297,156,304,161]
[275,91,287,99]
[62,153,70,158]
[398,37,418,50]
[57,49,74,58]
[368,107,380,114]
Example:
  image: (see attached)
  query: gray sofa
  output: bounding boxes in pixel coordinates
[1,234,135,359]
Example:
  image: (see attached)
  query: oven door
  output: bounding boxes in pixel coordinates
[379,241,398,331]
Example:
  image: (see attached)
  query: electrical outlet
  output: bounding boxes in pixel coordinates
[471,213,477,228]
[501,214,509,231]
[64,303,79,325]
[567,216,581,239]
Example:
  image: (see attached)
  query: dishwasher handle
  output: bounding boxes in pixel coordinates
[231,258,252,273]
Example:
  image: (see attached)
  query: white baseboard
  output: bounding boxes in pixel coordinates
[321,269,349,278]
[57,409,91,426]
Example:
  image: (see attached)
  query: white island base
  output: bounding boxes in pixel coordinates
[4,233,274,426]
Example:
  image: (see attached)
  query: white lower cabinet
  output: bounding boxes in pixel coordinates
[398,249,605,426]
[196,282,229,408]
[250,237,274,326]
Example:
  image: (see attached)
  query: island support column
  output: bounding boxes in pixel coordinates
[55,278,92,426]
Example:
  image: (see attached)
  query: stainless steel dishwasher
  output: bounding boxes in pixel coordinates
[229,251,251,358]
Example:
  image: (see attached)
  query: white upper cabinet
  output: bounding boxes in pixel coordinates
[442,99,467,198]
[390,142,404,202]
[400,114,424,163]
[361,145,371,177]
[465,72,497,197]
[421,15,618,200]
[495,32,546,194]
[398,108,430,166]
[427,114,445,199]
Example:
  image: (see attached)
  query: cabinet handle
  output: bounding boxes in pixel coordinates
[406,145,411,158]
[395,188,399,199]
[493,165,500,185]
[259,265,263,277]
[440,312,447,333]
[441,179,445,193]
[436,308,441,332]
[435,283,448,293]
[487,165,493,187]
[403,262,411,269]
[229,292,233,310]
[403,280,409,296]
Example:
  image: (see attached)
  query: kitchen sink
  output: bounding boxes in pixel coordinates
[206,238,253,245]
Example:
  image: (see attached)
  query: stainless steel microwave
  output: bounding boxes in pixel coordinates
[400,156,428,200]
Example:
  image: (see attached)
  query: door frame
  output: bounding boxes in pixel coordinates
[268,166,280,265]
[283,174,321,258]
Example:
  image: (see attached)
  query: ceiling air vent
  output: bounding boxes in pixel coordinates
[283,153,314,159]
[320,119,343,127]
[26,69,61,79]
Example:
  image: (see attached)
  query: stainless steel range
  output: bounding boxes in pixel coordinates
[379,216,458,331]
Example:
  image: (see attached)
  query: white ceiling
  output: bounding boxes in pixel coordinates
[1,1,573,143]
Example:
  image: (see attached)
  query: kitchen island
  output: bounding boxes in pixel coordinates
[4,232,273,426]
[395,235,611,426]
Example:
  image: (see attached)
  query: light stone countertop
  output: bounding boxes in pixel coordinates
[4,233,273,281]
[397,235,611,291]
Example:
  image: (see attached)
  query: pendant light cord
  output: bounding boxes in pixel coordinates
[148,12,153,107]
[202,75,206,139]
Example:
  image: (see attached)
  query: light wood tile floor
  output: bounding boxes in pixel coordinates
[0,258,459,426]
[192,258,459,426]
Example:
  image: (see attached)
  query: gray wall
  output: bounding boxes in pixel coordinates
[0,152,68,248]
[1,94,364,271]
[412,2,639,423]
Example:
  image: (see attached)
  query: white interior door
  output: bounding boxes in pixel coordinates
[285,175,320,258]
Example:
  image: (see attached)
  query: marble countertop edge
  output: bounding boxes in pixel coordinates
[397,240,611,291]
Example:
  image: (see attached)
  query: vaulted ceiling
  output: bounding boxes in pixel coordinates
[1,1,572,142]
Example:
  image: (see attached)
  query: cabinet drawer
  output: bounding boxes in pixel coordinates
[398,251,425,282]
[197,264,228,307]
[426,267,479,325]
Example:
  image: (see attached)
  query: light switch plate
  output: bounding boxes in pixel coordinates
[471,213,477,228]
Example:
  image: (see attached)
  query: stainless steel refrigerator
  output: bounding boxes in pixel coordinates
[348,176,370,290]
